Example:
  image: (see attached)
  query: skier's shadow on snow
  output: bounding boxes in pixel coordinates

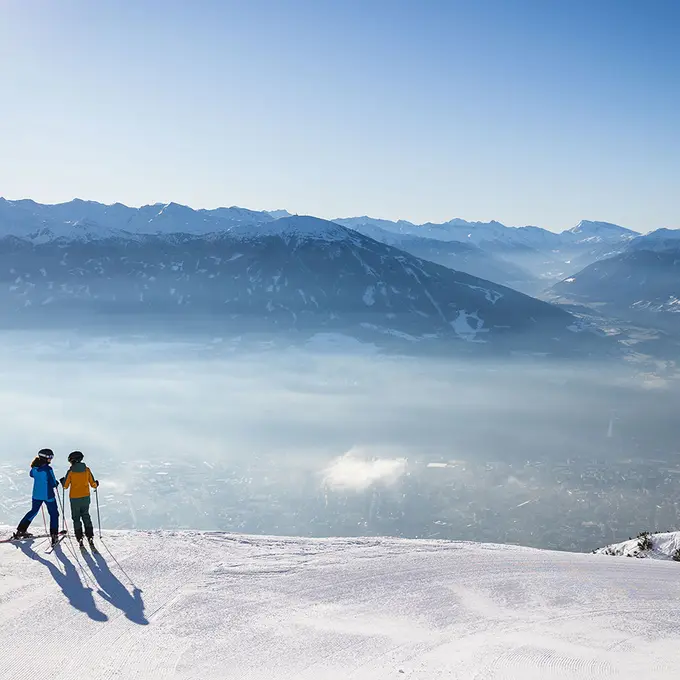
[17,542,108,623]
[82,551,148,625]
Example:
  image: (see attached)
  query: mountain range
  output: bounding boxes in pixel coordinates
[2,196,676,356]
[0,209,603,355]
[0,197,646,294]
[0,196,640,244]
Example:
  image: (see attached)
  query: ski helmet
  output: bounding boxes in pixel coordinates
[68,450,84,464]
[38,448,54,461]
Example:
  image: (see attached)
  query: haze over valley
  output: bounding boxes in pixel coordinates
[0,325,678,554]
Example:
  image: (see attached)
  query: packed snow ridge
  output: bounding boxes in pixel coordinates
[1,528,679,678]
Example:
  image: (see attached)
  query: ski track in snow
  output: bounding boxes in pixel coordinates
[1,529,679,679]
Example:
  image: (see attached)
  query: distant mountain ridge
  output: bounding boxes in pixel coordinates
[0,197,280,241]
[0,197,645,245]
[334,215,641,249]
[0,198,650,295]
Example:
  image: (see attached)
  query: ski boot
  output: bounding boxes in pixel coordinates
[13,521,32,540]
[50,533,60,546]
[88,537,98,554]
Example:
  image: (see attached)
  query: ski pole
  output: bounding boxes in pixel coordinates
[56,485,68,534]
[95,486,102,539]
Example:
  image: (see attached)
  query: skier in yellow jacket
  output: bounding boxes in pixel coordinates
[60,451,99,549]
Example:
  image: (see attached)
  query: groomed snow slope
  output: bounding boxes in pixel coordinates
[1,529,679,679]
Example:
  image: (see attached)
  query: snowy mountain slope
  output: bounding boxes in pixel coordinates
[627,228,680,252]
[335,215,641,287]
[335,215,565,249]
[595,530,680,560]
[227,214,347,242]
[0,528,678,679]
[565,220,639,241]
[548,232,680,329]
[335,221,540,293]
[335,215,418,234]
[0,197,276,241]
[0,215,605,355]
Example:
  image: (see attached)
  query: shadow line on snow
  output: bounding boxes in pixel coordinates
[17,542,108,622]
[82,551,149,625]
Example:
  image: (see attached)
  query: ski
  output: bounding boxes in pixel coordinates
[1,529,66,544]
[0,533,40,544]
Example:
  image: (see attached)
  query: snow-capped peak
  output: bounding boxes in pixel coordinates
[228,215,350,242]
[565,220,638,238]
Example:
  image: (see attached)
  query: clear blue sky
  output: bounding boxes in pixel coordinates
[1,0,678,231]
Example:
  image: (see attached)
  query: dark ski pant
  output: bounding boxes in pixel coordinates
[18,498,59,535]
[70,496,94,540]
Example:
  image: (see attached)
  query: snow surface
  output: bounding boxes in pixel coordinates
[451,310,488,342]
[1,529,679,679]
[363,285,376,306]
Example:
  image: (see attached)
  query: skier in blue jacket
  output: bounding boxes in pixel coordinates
[13,448,61,544]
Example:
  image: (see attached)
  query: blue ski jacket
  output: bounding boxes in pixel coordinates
[30,464,58,501]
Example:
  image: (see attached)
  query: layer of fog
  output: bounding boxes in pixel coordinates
[1,330,679,552]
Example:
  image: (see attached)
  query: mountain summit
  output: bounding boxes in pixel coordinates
[565,220,639,241]
[228,215,349,243]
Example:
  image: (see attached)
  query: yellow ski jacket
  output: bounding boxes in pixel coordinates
[63,462,98,499]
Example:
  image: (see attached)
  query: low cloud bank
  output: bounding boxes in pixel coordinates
[322,448,407,492]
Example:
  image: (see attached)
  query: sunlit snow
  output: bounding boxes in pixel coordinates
[1,529,678,678]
